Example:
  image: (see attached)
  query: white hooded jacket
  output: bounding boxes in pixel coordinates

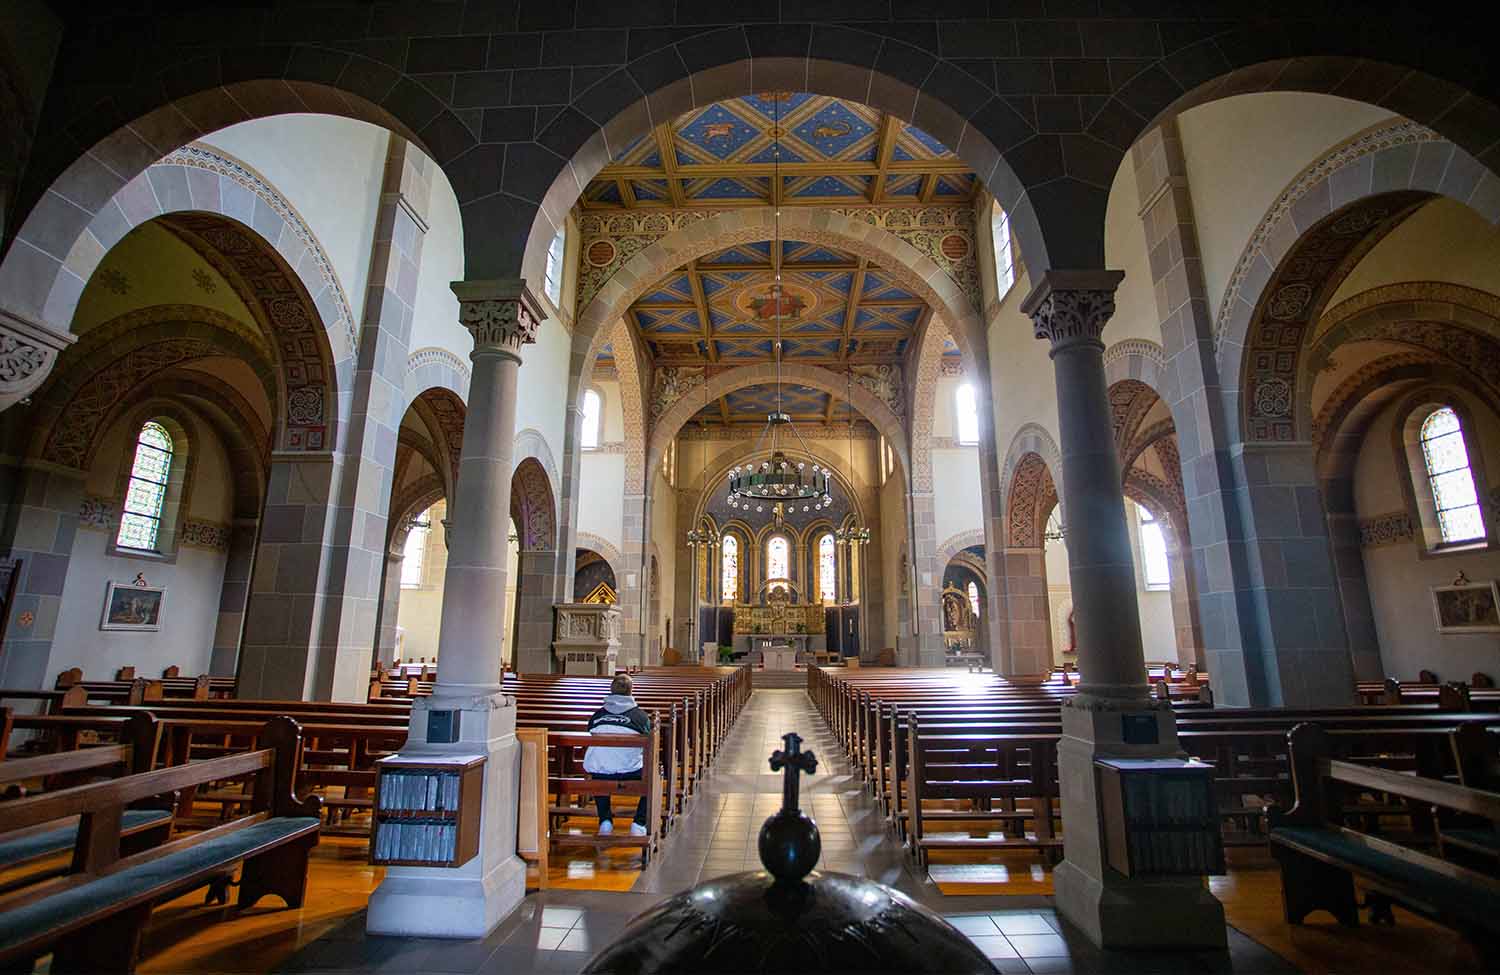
[582,693,651,774]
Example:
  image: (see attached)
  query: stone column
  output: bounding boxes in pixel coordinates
[617,490,650,667]
[907,490,945,666]
[513,548,556,673]
[1024,270,1225,949]
[371,545,404,669]
[209,518,258,676]
[366,280,540,939]
[1001,547,1052,674]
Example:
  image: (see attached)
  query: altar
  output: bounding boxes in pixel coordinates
[730,582,826,662]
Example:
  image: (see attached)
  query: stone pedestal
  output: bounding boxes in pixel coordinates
[1051,698,1226,948]
[366,689,527,937]
[553,603,621,675]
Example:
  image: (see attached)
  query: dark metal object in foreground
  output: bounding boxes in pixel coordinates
[582,732,997,974]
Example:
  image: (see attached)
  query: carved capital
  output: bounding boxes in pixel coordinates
[1021,270,1124,353]
[451,279,544,357]
[0,307,76,411]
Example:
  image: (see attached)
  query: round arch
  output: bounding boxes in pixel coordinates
[999,423,1064,521]
[648,362,909,488]
[937,530,987,570]
[511,455,558,553]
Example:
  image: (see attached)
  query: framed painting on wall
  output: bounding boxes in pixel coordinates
[100,580,167,632]
[1431,578,1500,634]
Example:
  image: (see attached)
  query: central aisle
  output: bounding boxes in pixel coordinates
[632,687,915,894]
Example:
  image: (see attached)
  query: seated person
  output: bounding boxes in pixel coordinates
[583,674,652,836]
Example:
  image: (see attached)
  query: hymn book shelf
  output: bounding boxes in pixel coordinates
[369,754,485,867]
[1097,757,1226,878]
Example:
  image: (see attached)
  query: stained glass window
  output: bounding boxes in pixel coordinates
[581,389,601,449]
[401,508,431,588]
[767,535,790,580]
[818,533,837,603]
[967,581,980,618]
[992,203,1015,297]
[1420,407,1485,543]
[116,421,173,551]
[1137,504,1171,590]
[721,534,738,603]
[956,384,979,445]
[544,227,565,305]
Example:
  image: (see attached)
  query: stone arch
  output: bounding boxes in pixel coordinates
[406,388,467,505]
[404,347,470,408]
[28,307,277,471]
[575,532,625,584]
[937,530,987,571]
[648,362,909,487]
[1212,121,1500,444]
[4,145,357,440]
[909,316,952,493]
[510,454,558,553]
[1103,338,1167,396]
[999,423,1064,517]
[1005,452,1059,550]
[389,474,447,554]
[609,319,648,495]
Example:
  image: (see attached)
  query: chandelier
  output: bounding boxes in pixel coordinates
[725,91,833,515]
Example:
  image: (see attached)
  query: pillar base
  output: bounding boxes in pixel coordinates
[1052,696,1226,950]
[366,687,527,939]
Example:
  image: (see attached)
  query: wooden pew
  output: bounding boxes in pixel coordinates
[1269,722,1500,964]
[0,716,322,974]
[546,728,663,864]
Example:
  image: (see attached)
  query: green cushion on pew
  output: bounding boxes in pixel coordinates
[0,817,319,954]
[1273,826,1500,928]
[0,809,173,867]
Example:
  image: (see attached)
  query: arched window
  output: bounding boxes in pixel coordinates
[967,581,980,618]
[117,421,174,551]
[581,388,601,450]
[544,226,565,306]
[721,534,739,603]
[767,535,790,580]
[955,384,979,445]
[1420,406,1484,544]
[992,202,1015,297]
[817,533,837,603]
[1136,503,1170,590]
[401,507,432,588]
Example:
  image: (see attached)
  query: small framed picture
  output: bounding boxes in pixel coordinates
[100,580,167,632]
[1431,579,1500,634]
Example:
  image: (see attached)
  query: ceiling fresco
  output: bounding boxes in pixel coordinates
[627,238,926,377]
[583,92,976,209]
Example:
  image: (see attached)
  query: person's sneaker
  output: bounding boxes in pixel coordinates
[598,821,613,835]
[629,823,648,836]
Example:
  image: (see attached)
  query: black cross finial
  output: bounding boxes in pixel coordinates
[769,731,817,813]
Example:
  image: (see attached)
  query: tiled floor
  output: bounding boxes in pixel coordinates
[278,689,1300,974]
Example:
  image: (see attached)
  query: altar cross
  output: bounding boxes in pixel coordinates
[769,731,818,813]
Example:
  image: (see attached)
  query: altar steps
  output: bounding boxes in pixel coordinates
[753,668,812,689]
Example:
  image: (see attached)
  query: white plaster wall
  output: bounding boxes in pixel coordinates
[1177,93,1394,316]
[410,160,471,356]
[988,264,1062,482]
[593,378,624,441]
[1102,159,1159,344]
[50,411,234,681]
[394,500,449,663]
[578,452,626,551]
[1353,398,1500,682]
[931,449,982,547]
[513,318,569,472]
[1327,198,1500,307]
[200,115,389,328]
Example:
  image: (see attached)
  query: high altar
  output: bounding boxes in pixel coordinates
[730,581,827,661]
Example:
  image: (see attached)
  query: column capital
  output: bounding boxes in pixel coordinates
[1021,270,1125,353]
[1,306,76,412]
[451,278,544,357]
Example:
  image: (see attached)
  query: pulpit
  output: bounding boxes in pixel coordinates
[551,603,621,675]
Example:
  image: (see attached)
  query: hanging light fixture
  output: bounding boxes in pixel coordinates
[726,93,832,514]
[835,368,870,547]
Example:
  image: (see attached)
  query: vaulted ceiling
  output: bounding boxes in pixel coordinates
[629,239,927,370]
[582,92,977,209]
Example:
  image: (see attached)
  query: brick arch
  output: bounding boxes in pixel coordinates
[646,362,909,487]
[1213,120,1500,443]
[511,455,557,553]
[29,307,277,471]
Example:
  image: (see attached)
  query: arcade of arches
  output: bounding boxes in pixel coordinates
[2,5,1500,972]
